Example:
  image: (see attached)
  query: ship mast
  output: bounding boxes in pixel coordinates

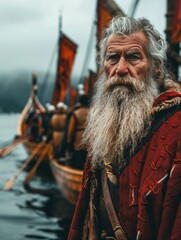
[166,0,181,80]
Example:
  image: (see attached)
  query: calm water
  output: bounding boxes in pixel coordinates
[0,113,75,240]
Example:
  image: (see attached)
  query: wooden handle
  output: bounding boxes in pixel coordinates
[4,140,46,190]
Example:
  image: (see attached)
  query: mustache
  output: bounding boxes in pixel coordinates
[103,75,145,93]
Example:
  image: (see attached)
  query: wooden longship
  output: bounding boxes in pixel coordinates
[49,155,83,205]
[17,74,51,160]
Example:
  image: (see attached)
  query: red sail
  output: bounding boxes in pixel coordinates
[52,34,77,105]
[97,0,125,45]
[171,0,181,43]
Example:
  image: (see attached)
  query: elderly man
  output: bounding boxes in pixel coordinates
[68,16,181,240]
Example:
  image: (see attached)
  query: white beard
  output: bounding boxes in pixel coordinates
[82,73,159,171]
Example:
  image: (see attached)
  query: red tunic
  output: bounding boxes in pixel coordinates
[68,92,181,240]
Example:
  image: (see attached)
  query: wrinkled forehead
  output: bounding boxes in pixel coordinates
[105,31,148,54]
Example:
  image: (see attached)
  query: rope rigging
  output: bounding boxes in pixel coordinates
[128,0,140,17]
[39,15,63,102]
[79,10,97,85]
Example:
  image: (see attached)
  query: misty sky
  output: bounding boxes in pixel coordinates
[0,0,166,82]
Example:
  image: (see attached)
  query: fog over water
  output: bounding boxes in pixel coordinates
[0,0,166,112]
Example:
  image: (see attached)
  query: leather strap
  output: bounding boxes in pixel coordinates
[101,169,128,240]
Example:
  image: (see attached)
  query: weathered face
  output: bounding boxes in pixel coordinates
[104,32,151,81]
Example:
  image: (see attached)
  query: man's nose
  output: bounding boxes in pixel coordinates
[116,57,128,76]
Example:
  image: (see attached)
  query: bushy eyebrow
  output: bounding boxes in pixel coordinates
[106,49,143,56]
[105,52,117,56]
[105,50,142,60]
[126,50,142,55]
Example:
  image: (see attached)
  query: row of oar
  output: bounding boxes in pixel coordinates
[3,139,52,191]
[0,133,30,158]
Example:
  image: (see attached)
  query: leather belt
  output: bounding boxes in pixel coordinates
[101,168,128,240]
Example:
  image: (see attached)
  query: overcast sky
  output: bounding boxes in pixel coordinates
[0,0,166,82]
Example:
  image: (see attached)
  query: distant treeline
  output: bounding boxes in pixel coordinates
[0,71,55,113]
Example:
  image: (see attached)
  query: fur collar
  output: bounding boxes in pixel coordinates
[152,79,181,113]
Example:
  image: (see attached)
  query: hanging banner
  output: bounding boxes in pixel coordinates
[97,0,124,45]
[52,34,77,105]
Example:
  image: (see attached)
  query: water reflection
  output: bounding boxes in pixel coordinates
[0,114,76,240]
[0,149,75,240]
[23,191,74,239]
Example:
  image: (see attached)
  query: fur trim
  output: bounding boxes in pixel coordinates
[160,78,181,93]
[152,97,181,113]
[152,78,181,113]
[82,210,90,240]
[82,176,99,240]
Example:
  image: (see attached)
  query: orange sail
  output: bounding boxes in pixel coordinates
[97,0,125,46]
[171,0,181,43]
[52,34,77,105]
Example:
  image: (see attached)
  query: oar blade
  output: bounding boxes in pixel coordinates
[4,178,16,191]
[0,136,30,158]
[23,144,51,187]
[3,140,46,190]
